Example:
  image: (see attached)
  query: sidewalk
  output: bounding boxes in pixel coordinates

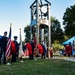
[64,57,75,62]
[53,56,75,62]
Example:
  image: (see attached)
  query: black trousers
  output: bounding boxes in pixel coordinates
[31,51,34,60]
[0,47,2,60]
[11,53,16,62]
[2,48,6,64]
[29,55,33,60]
[41,54,46,59]
[0,49,2,64]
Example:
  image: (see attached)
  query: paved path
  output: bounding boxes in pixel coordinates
[53,56,75,62]
[64,57,75,62]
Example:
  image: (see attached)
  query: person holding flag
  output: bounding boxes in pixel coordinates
[30,39,35,60]
[5,23,12,65]
[6,24,12,57]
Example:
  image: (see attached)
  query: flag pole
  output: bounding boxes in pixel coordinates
[10,23,12,27]
[18,28,23,62]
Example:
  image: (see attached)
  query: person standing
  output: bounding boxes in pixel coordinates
[37,44,43,59]
[11,36,19,62]
[13,36,19,59]
[0,38,2,64]
[1,31,8,64]
[30,39,35,60]
[41,44,47,59]
[73,41,75,57]
[26,40,32,60]
[65,42,72,57]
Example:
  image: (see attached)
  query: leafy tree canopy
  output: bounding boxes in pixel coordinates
[63,5,75,38]
[51,17,64,43]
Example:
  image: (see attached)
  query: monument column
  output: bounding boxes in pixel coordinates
[48,3,51,58]
[30,7,33,40]
[48,3,51,47]
[36,0,40,45]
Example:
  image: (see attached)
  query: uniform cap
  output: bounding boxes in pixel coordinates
[4,31,7,34]
[14,36,18,38]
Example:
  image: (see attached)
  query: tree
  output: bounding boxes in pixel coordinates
[24,25,36,41]
[52,40,64,52]
[63,5,75,38]
[51,17,64,43]
[24,25,30,41]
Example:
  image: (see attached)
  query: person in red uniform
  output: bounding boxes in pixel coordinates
[11,40,16,62]
[11,36,19,62]
[26,40,32,60]
[37,44,43,59]
[50,47,53,58]
[65,43,72,57]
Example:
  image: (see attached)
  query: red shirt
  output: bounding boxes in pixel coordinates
[37,44,43,54]
[26,43,32,55]
[11,41,16,54]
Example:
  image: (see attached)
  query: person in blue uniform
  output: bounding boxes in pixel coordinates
[1,31,8,64]
[0,36,2,64]
[30,39,35,60]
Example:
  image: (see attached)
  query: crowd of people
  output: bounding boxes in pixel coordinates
[25,39,48,60]
[1,30,75,66]
[0,31,53,65]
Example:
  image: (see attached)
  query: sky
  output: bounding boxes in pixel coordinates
[0,0,75,42]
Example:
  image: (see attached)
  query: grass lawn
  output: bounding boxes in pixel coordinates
[0,58,75,75]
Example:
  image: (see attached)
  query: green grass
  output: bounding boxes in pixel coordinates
[0,58,75,75]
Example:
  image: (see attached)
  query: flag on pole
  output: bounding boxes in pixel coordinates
[5,23,12,58]
[18,28,23,59]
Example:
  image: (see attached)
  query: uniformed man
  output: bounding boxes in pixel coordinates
[30,39,35,60]
[11,36,19,62]
[0,36,2,64]
[1,31,8,64]
[14,36,19,59]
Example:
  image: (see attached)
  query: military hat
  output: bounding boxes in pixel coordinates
[4,31,7,34]
[14,36,18,38]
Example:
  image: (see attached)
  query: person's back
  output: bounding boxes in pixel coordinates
[26,43,32,56]
[65,45,71,57]
[26,42,32,60]
[41,44,47,54]
[66,45,71,53]
[37,44,43,54]
[11,41,16,54]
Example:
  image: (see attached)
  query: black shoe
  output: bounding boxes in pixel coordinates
[3,62,6,64]
[0,61,1,64]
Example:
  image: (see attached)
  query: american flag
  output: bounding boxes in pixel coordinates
[5,24,12,58]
